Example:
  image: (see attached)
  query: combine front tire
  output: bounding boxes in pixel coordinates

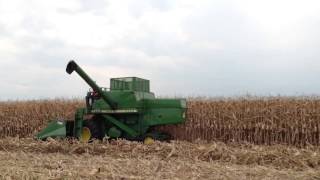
[80,119,105,142]
[144,136,155,145]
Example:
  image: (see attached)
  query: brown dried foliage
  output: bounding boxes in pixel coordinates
[1,97,320,146]
[0,99,83,138]
[161,97,320,146]
[0,138,320,179]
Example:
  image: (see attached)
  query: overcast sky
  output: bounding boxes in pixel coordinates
[0,0,320,100]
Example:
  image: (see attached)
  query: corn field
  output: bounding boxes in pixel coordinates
[1,97,320,146]
[162,97,320,146]
[0,99,83,138]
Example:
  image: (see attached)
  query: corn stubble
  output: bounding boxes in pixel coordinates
[1,97,320,146]
[1,137,320,179]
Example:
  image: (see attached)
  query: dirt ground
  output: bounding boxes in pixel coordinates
[0,138,319,180]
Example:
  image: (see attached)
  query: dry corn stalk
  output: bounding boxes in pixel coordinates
[159,97,320,147]
[0,99,83,138]
[1,97,320,147]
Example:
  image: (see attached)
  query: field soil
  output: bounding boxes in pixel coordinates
[0,138,320,180]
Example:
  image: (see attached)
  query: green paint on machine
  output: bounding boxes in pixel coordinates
[36,60,186,142]
[37,121,67,139]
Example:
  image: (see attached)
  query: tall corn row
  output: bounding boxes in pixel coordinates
[0,99,83,138]
[1,97,320,146]
[159,97,320,146]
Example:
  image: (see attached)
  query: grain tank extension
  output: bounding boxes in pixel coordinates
[37,60,186,143]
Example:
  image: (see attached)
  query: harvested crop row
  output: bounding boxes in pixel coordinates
[1,97,320,146]
[1,137,320,170]
[1,137,320,179]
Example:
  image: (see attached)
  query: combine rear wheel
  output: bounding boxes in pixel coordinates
[80,119,105,142]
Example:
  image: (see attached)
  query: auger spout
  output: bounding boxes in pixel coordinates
[66,60,118,109]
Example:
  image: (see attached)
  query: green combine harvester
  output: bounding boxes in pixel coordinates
[37,60,186,143]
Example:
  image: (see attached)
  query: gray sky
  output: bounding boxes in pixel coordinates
[0,0,320,100]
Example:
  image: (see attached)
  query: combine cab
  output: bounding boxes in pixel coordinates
[37,61,186,143]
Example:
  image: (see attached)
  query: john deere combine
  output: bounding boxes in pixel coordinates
[37,60,186,143]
